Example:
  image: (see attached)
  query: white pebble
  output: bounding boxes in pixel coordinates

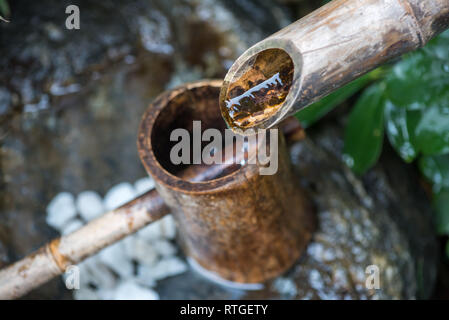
[96,289,116,300]
[140,257,187,281]
[273,277,298,297]
[46,192,77,231]
[152,239,177,257]
[61,218,84,235]
[160,215,176,239]
[103,182,136,211]
[113,281,159,300]
[134,177,155,196]
[124,236,158,267]
[76,191,104,221]
[137,215,176,241]
[98,241,134,278]
[137,220,163,241]
[133,272,157,288]
[77,256,117,290]
[74,288,99,300]
[136,266,157,284]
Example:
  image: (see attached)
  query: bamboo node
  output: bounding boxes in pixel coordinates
[48,239,72,272]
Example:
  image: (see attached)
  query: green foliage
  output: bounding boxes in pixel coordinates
[419,155,449,192]
[0,0,9,17]
[433,189,449,235]
[342,84,385,174]
[294,29,449,255]
[295,71,379,128]
[447,240,449,258]
[384,101,419,162]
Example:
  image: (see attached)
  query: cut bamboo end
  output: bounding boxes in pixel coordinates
[220,0,449,133]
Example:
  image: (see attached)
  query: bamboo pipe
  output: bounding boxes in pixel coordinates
[0,115,303,300]
[220,0,449,134]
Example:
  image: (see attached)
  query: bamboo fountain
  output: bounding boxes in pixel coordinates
[0,0,448,299]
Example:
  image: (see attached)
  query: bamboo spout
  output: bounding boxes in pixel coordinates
[220,0,449,134]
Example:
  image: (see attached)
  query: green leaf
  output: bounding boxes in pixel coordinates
[382,30,449,157]
[343,83,385,175]
[414,102,449,155]
[295,69,384,128]
[423,29,449,61]
[385,47,449,109]
[433,188,449,235]
[418,154,449,191]
[446,240,449,258]
[384,101,420,162]
[0,0,9,17]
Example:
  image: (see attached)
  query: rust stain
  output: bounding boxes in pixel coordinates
[127,215,134,230]
[15,246,47,279]
[48,238,71,272]
[18,264,29,279]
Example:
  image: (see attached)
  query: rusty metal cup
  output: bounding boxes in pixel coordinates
[137,80,315,284]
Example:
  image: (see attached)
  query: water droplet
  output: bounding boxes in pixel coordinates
[342,154,355,168]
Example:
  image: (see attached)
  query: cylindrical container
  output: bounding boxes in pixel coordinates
[138,80,315,284]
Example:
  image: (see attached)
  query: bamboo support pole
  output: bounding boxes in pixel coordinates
[220,0,449,134]
[0,189,169,300]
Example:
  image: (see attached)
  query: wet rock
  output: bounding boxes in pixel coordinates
[0,0,287,129]
[0,237,9,269]
[276,123,438,300]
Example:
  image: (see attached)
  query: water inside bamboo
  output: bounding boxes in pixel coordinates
[220,48,294,130]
